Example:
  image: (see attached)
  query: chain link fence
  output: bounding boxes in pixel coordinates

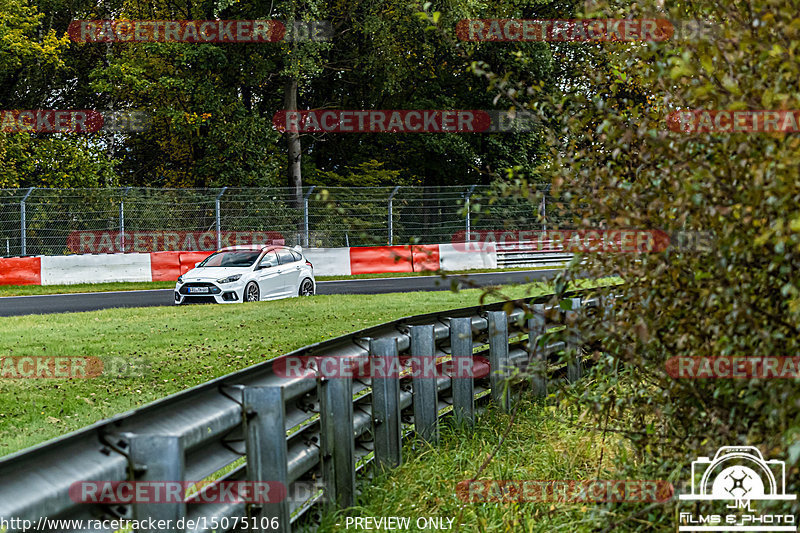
[0,185,570,256]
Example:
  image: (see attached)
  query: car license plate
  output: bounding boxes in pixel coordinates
[188,287,210,293]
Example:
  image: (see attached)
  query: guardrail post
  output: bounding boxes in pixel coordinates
[126,434,185,533]
[370,338,402,469]
[486,311,511,412]
[410,325,438,443]
[450,317,475,426]
[566,298,583,382]
[318,360,356,508]
[243,386,291,533]
[215,187,227,250]
[528,304,548,398]
[20,187,34,256]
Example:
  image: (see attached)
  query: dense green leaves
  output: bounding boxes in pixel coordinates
[500,0,800,524]
[0,0,562,189]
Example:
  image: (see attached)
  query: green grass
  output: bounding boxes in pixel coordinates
[0,283,556,458]
[0,281,177,296]
[313,398,663,533]
[0,267,561,297]
[315,266,561,281]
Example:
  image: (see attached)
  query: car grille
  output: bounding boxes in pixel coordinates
[179,282,221,295]
[180,296,218,304]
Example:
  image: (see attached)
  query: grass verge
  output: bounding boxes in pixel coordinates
[0,283,561,457]
[0,281,176,296]
[0,267,562,297]
[314,397,666,533]
[315,266,561,281]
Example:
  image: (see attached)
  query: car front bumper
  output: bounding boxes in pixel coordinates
[174,280,246,304]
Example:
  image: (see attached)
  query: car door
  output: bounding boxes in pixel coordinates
[253,251,283,299]
[276,248,301,295]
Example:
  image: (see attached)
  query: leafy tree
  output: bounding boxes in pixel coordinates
[303,0,555,187]
[0,0,115,188]
[468,0,800,528]
[0,134,117,187]
[0,0,68,106]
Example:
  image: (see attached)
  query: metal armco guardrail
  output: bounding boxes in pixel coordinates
[0,290,600,533]
[495,241,575,268]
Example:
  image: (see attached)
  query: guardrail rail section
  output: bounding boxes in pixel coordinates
[494,240,575,268]
[0,292,601,533]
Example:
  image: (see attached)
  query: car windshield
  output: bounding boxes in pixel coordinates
[198,251,261,267]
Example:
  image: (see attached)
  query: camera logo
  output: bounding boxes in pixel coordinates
[678,446,796,532]
[680,446,795,503]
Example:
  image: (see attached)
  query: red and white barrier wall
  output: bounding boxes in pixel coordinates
[40,254,152,284]
[0,245,497,286]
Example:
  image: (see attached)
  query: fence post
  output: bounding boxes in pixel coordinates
[410,325,438,443]
[318,360,356,508]
[303,186,316,247]
[528,304,548,397]
[20,187,34,256]
[243,386,291,533]
[388,186,400,245]
[119,187,131,253]
[126,433,185,533]
[487,311,511,412]
[566,298,583,382]
[370,337,402,469]
[540,194,547,232]
[450,317,475,426]
[215,187,227,249]
[464,185,476,243]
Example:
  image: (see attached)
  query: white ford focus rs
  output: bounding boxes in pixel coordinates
[174,245,315,304]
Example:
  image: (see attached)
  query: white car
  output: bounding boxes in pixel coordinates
[174,245,315,304]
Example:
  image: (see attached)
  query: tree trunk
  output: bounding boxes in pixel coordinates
[284,78,302,210]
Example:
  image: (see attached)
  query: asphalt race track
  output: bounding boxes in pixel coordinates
[0,269,563,317]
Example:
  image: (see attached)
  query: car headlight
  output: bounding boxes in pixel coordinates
[217,274,242,284]
[177,275,184,284]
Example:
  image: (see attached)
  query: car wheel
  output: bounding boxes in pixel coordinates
[245,281,260,302]
[299,278,315,296]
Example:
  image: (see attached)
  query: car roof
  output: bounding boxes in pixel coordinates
[217,245,299,253]
[218,245,277,252]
